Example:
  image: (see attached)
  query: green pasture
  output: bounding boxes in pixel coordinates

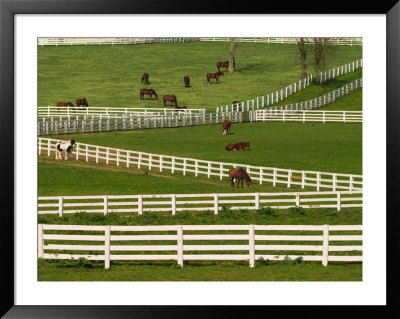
[319,89,362,111]
[46,121,362,175]
[38,42,362,110]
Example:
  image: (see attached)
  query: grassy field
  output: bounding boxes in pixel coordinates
[46,121,362,174]
[38,42,362,110]
[319,89,362,111]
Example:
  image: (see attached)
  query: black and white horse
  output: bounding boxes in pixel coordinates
[55,140,76,160]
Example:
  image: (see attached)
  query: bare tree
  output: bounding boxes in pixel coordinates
[296,37,309,80]
[228,38,237,74]
[312,38,334,76]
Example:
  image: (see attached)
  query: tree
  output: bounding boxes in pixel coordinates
[228,38,237,74]
[312,38,334,76]
[296,37,309,80]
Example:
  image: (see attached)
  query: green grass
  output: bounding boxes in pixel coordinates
[46,121,362,174]
[38,42,362,111]
[319,89,362,111]
[38,259,362,281]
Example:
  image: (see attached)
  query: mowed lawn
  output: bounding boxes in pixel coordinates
[47,121,362,175]
[38,42,362,110]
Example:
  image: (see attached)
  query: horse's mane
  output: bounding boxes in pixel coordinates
[241,169,252,182]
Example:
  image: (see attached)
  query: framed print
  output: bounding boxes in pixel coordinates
[1,0,399,317]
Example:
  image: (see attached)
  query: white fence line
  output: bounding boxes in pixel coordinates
[38,138,363,191]
[318,59,363,84]
[199,37,363,46]
[255,110,362,123]
[37,112,243,136]
[38,191,362,216]
[38,224,363,268]
[38,37,190,46]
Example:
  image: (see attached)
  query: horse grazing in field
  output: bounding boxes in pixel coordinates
[183,76,190,87]
[55,139,76,160]
[225,143,244,151]
[217,61,229,72]
[57,102,74,111]
[207,71,224,84]
[140,88,159,100]
[76,98,88,107]
[237,142,252,150]
[141,73,150,85]
[163,95,178,107]
[222,119,231,135]
[229,167,252,188]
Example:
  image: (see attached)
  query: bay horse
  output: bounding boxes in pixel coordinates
[217,61,229,72]
[76,98,88,107]
[207,71,224,84]
[184,76,190,87]
[140,88,159,100]
[163,95,178,107]
[141,73,150,85]
[222,119,231,135]
[225,143,244,151]
[229,167,252,188]
[57,102,74,111]
[237,142,251,150]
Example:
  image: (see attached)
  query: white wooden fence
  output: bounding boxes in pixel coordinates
[38,106,205,118]
[37,112,242,136]
[216,75,313,113]
[38,138,363,191]
[318,59,363,84]
[38,191,362,216]
[255,110,362,123]
[38,37,190,46]
[38,224,363,268]
[199,37,363,46]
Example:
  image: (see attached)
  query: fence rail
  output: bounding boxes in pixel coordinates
[38,138,363,191]
[255,110,362,123]
[318,59,362,83]
[38,224,363,268]
[199,37,362,46]
[38,37,190,46]
[38,191,362,216]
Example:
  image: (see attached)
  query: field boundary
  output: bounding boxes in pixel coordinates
[199,37,362,46]
[254,110,362,123]
[38,138,363,191]
[38,37,190,46]
[38,223,363,269]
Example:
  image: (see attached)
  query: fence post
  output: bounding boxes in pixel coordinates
[287,169,291,188]
[213,194,219,215]
[317,173,320,191]
[273,168,277,187]
[85,145,89,162]
[38,224,44,258]
[322,225,329,267]
[104,226,111,269]
[106,148,109,164]
[96,147,99,164]
[207,162,211,178]
[183,159,186,176]
[177,225,184,267]
[254,193,260,210]
[249,225,255,268]
[195,160,198,177]
[103,196,108,215]
[259,168,263,185]
[337,192,341,211]
[333,174,337,191]
[219,163,223,180]
[295,193,300,207]
[127,151,130,168]
[58,197,63,217]
[149,154,152,171]
[116,150,120,166]
[138,195,143,215]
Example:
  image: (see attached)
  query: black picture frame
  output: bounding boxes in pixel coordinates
[1,0,399,317]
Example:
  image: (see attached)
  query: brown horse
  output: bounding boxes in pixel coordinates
[76,98,88,107]
[225,143,244,151]
[57,102,74,111]
[140,88,158,100]
[217,61,229,72]
[184,76,190,87]
[229,167,252,188]
[237,142,251,150]
[141,73,150,85]
[163,95,178,107]
[222,119,231,135]
[207,72,224,84]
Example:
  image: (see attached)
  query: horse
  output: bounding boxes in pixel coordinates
[237,142,252,150]
[163,95,178,107]
[207,71,224,84]
[217,61,229,72]
[140,88,159,100]
[183,76,190,87]
[229,167,252,188]
[225,143,244,151]
[141,73,150,85]
[57,102,74,111]
[222,119,231,135]
[55,140,76,160]
[76,98,88,107]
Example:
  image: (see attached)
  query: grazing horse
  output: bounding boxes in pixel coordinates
[217,61,229,72]
[225,143,244,151]
[183,76,190,87]
[207,72,224,84]
[55,140,76,160]
[140,88,159,100]
[57,102,74,111]
[76,98,88,107]
[229,167,252,188]
[222,119,231,135]
[237,142,252,150]
[163,95,178,107]
[141,73,150,85]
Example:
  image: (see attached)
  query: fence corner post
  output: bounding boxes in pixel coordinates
[249,225,255,268]
[104,226,111,269]
[322,225,329,267]
[38,224,44,258]
[177,225,184,267]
